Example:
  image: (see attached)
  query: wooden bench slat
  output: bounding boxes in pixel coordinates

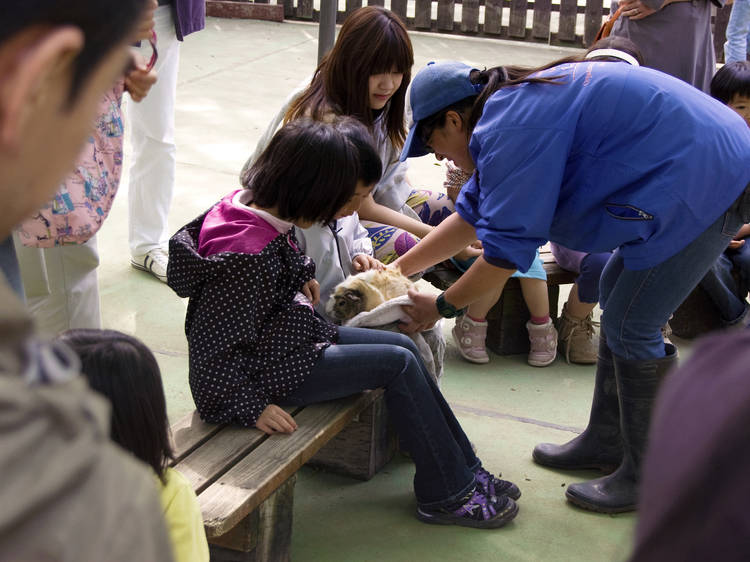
[171,410,225,463]
[170,408,299,463]
[173,406,302,493]
[197,392,379,538]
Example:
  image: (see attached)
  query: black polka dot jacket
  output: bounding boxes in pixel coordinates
[167,210,339,427]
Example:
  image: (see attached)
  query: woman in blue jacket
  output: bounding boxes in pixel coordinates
[393,59,750,514]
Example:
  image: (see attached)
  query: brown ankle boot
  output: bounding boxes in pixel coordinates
[557,303,598,364]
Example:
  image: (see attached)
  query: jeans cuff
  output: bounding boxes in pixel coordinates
[724,303,750,329]
[416,473,476,510]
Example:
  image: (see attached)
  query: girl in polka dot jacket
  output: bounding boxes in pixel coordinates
[168,118,520,529]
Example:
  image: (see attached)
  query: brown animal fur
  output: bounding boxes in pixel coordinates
[326,268,415,323]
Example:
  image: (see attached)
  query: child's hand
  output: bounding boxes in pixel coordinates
[256,404,298,434]
[124,60,157,102]
[352,254,384,272]
[728,239,745,250]
[302,279,320,306]
[454,244,482,262]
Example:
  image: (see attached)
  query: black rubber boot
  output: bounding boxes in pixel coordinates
[532,335,622,473]
[565,344,678,514]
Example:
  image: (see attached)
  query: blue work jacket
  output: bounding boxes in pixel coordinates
[456,62,750,272]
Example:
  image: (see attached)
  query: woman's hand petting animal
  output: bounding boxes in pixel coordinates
[352,254,384,272]
[256,404,298,435]
[302,278,320,306]
[400,289,441,333]
[619,0,657,20]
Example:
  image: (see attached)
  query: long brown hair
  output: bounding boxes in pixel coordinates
[285,6,414,148]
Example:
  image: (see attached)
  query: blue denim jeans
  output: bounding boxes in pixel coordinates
[700,241,750,324]
[724,0,750,64]
[283,326,479,508]
[600,207,744,359]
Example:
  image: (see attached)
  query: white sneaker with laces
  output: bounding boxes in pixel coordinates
[131,247,169,283]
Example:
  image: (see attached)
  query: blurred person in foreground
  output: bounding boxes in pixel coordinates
[631,329,750,561]
[0,1,174,560]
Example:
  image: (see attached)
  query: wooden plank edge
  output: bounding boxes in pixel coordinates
[170,411,226,463]
[199,392,378,538]
[174,405,305,493]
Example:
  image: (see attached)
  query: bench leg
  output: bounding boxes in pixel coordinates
[309,393,397,480]
[486,282,560,356]
[208,474,296,562]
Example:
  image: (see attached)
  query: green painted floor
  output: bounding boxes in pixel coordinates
[93,18,696,561]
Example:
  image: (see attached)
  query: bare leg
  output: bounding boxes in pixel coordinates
[466,286,503,320]
[519,278,550,318]
[566,284,597,319]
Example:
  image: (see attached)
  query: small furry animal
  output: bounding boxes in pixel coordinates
[326,267,416,323]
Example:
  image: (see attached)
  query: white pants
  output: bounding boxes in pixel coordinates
[14,236,102,339]
[127,5,181,257]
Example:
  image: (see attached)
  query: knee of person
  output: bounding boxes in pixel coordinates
[390,331,419,353]
[580,252,611,279]
[384,345,421,378]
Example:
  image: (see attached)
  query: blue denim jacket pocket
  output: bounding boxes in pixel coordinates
[605,203,654,221]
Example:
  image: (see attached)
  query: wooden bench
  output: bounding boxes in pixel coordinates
[170,389,395,562]
[422,244,577,355]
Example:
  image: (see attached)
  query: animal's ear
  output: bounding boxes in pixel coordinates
[344,289,362,302]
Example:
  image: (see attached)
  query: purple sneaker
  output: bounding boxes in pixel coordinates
[416,486,519,529]
[475,467,522,501]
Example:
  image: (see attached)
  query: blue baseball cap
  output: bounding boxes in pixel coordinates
[400,61,481,162]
